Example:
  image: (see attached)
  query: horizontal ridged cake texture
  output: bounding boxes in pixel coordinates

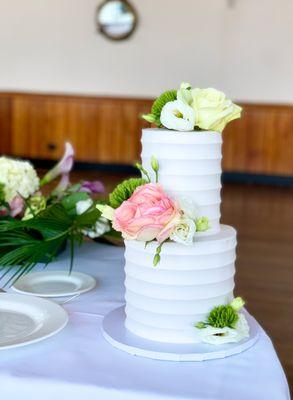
[124,225,237,344]
[141,128,222,235]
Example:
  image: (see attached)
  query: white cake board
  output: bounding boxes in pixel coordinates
[102,306,260,362]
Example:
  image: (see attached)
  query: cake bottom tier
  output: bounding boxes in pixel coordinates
[124,225,237,344]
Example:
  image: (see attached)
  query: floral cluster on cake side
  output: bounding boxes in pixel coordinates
[142,82,242,132]
[98,156,210,266]
[195,297,249,345]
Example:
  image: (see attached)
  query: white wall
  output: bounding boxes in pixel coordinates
[0,0,292,103]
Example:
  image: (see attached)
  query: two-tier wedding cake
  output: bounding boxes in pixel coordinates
[100,83,253,357]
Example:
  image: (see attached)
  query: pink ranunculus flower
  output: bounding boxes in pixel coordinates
[113,183,181,242]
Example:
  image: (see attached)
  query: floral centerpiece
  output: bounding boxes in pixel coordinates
[0,143,110,285]
[142,82,241,132]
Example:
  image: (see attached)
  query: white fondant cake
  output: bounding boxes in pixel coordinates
[141,129,222,235]
[124,225,236,344]
[122,128,240,345]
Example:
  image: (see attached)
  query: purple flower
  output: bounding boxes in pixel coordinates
[52,173,70,197]
[79,180,105,194]
[40,142,74,186]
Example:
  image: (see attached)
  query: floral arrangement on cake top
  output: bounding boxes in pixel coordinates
[0,143,111,285]
[97,157,210,266]
[142,83,242,132]
[195,297,249,345]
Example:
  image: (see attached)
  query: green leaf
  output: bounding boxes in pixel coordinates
[109,178,147,208]
[61,192,89,215]
[75,207,101,228]
[0,234,67,286]
[141,113,160,125]
[141,90,177,127]
[0,183,5,202]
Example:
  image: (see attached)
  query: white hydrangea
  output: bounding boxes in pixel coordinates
[0,157,39,202]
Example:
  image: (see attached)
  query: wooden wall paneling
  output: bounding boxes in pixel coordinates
[0,94,12,154]
[223,104,293,176]
[266,108,293,175]
[1,92,293,176]
[12,95,68,160]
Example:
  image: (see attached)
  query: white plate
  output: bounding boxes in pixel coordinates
[0,293,68,350]
[12,271,96,297]
[102,306,260,362]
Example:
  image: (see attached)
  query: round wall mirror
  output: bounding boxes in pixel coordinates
[96,0,138,41]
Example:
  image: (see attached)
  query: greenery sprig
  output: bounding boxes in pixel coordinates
[0,192,102,286]
[142,90,177,127]
[109,178,147,209]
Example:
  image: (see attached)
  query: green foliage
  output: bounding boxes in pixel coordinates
[61,192,90,216]
[0,183,5,202]
[142,90,177,127]
[0,199,102,285]
[152,90,177,119]
[207,305,239,329]
[109,178,147,208]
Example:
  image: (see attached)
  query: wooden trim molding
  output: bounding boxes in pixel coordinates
[0,92,293,177]
[0,94,12,154]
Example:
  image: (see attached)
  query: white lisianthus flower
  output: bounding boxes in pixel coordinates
[160,100,196,131]
[192,88,242,133]
[85,217,111,239]
[0,157,39,202]
[198,313,250,345]
[76,199,93,215]
[170,217,195,245]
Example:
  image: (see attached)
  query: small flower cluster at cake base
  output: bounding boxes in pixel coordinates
[195,297,250,345]
[97,156,210,266]
[142,82,242,133]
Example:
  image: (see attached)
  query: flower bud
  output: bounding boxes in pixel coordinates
[230,297,245,312]
[151,156,159,173]
[196,216,210,232]
[195,322,206,329]
[153,253,161,267]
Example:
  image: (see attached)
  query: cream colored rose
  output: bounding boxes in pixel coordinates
[170,217,195,245]
[192,88,242,133]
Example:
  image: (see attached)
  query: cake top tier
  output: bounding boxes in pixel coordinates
[141,128,223,236]
[142,82,242,133]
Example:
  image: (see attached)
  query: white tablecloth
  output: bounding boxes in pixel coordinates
[0,243,290,400]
